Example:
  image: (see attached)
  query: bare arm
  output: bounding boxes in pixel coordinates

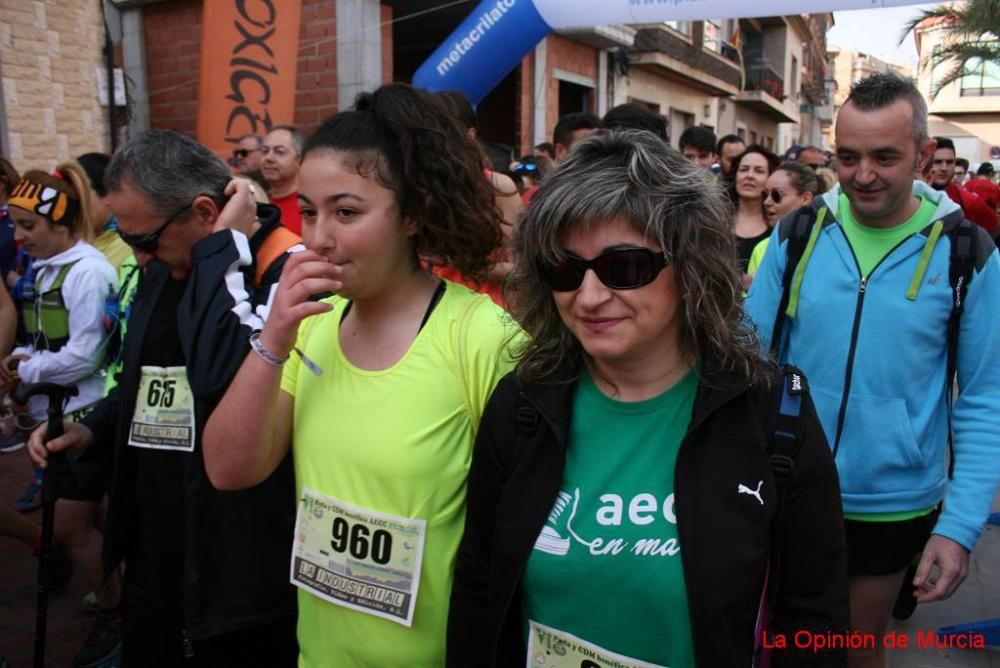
[202,250,341,490]
[487,172,521,282]
[490,171,522,233]
[203,353,294,490]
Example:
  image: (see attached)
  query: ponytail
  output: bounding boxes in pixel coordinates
[54,161,95,242]
[777,161,821,197]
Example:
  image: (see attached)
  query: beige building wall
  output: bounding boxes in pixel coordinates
[623,69,722,148]
[829,47,851,109]
[0,0,109,170]
[734,105,779,151]
[915,21,1000,162]
[916,22,998,116]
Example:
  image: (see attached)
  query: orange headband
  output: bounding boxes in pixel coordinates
[7,176,79,227]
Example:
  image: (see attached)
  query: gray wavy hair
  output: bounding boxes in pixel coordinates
[507,129,766,385]
[105,129,230,217]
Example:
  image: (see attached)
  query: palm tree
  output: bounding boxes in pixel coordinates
[902,0,1000,98]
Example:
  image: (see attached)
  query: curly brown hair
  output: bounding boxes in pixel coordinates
[302,83,504,282]
[508,129,767,386]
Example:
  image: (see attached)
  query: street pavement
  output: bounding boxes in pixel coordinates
[1,448,998,667]
[890,495,1000,668]
[1,448,86,667]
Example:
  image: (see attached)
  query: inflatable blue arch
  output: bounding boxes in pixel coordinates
[413,0,926,105]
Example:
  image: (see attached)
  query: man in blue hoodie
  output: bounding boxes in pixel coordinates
[747,72,1000,668]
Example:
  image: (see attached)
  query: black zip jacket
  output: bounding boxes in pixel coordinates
[448,362,849,667]
[81,206,298,641]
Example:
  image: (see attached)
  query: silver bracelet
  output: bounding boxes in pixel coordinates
[249,331,289,366]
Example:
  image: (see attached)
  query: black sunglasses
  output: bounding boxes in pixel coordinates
[117,202,194,253]
[540,247,669,292]
[233,148,260,159]
[762,189,784,205]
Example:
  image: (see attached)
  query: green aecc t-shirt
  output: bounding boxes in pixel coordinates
[523,368,699,668]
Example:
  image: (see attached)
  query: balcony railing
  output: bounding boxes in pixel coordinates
[720,42,740,64]
[744,66,785,100]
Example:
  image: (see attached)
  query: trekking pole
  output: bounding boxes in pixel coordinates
[14,382,78,668]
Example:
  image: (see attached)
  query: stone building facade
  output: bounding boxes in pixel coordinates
[0,0,110,169]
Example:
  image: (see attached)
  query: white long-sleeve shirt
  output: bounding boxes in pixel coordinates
[14,240,117,420]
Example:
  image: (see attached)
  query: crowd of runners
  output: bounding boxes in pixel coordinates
[0,70,997,668]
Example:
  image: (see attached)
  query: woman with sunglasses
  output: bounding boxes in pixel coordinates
[202,83,520,665]
[747,163,823,284]
[0,164,117,506]
[447,130,848,667]
[730,146,781,277]
[763,162,822,229]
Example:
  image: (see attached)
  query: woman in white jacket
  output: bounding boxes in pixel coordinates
[1,162,116,511]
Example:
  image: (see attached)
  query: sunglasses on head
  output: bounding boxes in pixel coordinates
[762,189,785,205]
[540,247,669,292]
[232,148,260,159]
[117,202,194,253]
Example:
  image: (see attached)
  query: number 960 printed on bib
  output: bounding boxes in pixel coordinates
[291,487,426,626]
[128,366,196,452]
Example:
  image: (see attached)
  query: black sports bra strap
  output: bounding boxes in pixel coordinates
[340,279,446,334]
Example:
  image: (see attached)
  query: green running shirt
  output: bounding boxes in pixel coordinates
[839,192,937,277]
[523,368,699,668]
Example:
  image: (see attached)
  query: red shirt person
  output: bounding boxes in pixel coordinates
[261,125,304,235]
[929,138,997,233]
[965,163,1000,223]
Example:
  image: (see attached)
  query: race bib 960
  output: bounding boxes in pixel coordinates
[291,487,426,626]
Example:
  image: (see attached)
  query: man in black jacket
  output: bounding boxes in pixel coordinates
[28,130,298,666]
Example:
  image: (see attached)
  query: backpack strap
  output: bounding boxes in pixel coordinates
[754,366,807,667]
[945,218,976,477]
[770,208,819,355]
[946,218,975,398]
[25,260,80,352]
[34,260,77,296]
[253,226,302,288]
[770,367,805,494]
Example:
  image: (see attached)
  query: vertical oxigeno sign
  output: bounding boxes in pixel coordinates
[196,0,303,160]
